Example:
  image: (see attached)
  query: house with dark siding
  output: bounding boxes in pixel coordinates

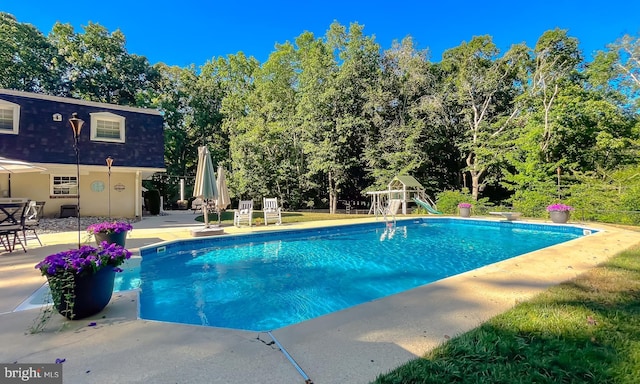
[0,89,165,219]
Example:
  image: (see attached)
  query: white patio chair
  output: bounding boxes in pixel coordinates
[22,200,45,246]
[263,197,282,225]
[233,200,254,227]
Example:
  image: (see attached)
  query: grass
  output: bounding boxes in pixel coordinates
[195,210,372,225]
[373,246,640,384]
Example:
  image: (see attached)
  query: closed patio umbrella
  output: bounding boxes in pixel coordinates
[193,146,218,228]
[214,165,231,223]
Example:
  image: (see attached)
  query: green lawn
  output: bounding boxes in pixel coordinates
[195,210,372,225]
[373,246,640,384]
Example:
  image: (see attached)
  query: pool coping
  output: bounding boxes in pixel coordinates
[1,213,639,383]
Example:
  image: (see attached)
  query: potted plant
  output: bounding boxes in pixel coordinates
[87,221,133,247]
[35,243,132,320]
[546,203,573,223]
[458,202,472,217]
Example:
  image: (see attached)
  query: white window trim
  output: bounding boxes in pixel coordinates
[50,174,78,197]
[90,111,125,143]
[0,100,20,135]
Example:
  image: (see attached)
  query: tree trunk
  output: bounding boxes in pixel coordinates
[470,171,481,201]
[466,151,485,201]
[328,172,337,214]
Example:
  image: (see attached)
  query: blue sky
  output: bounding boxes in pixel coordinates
[3,1,639,68]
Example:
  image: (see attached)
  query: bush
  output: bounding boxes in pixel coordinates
[511,189,551,217]
[435,190,471,214]
[436,189,492,215]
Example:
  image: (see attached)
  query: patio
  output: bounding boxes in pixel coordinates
[1,211,639,383]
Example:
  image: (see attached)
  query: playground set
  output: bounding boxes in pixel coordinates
[367,175,441,217]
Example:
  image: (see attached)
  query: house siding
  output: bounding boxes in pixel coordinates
[0,91,164,168]
[0,90,165,219]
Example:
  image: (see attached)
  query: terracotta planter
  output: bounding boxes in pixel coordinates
[459,207,471,217]
[48,267,116,320]
[549,210,570,223]
[94,231,128,247]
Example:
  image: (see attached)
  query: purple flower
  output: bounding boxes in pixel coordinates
[458,203,472,208]
[546,203,574,212]
[35,244,131,278]
[86,221,133,235]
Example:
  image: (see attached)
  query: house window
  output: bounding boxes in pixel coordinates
[0,100,20,135]
[90,112,125,143]
[51,175,78,196]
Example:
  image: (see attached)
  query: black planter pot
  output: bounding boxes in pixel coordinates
[48,267,116,320]
[94,231,128,247]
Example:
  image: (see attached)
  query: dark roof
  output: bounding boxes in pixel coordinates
[0,89,161,115]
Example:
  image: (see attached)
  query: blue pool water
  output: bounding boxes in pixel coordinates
[136,219,589,331]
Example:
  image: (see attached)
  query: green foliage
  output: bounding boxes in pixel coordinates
[435,190,474,214]
[436,189,494,215]
[412,206,428,215]
[374,247,640,384]
[511,187,556,217]
[49,21,159,105]
[567,168,640,225]
[0,12,63,93]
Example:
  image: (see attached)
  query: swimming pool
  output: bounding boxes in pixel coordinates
[136,218,592,331]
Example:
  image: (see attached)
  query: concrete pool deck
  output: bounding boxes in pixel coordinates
[1,211,639,383]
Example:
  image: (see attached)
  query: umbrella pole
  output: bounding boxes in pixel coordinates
[203,204,209,228]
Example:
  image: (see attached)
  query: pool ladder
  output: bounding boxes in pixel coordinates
[383,212,396,227]
[381,199,401,225]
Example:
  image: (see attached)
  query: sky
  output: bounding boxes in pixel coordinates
[3,0,640,68]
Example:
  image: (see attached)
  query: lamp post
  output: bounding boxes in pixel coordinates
[69,113,84,249]
[106,156,113,219]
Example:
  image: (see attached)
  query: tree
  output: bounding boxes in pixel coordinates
[145,63,199,202]
[440,36,523,200]
[590,34,640,108]
[501,30,582,206]
[191,58,228,164]
[299,22,381,213]
[365,37,431,185]
[228,42,300,203]
[528,29,583,158]
[364,36,461,195]
[49,21,159,106]
[217,53,260,198]
[0,13,63,93]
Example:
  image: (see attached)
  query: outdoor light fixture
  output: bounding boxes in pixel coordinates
[106,156,113,219]
[69,112,85,249]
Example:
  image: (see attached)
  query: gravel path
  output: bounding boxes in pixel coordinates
[37,217,137,234]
